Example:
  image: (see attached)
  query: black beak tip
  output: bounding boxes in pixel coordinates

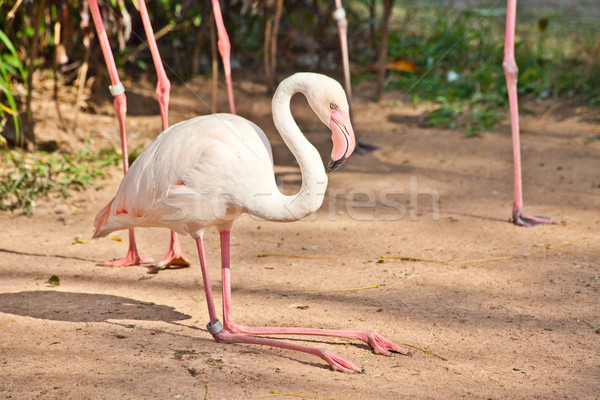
[326,158,345,173]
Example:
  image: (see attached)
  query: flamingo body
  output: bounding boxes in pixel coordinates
[95,114,276,239]
[95,73,354,240]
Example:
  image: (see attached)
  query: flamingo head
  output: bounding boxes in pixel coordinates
[304,74,356,173]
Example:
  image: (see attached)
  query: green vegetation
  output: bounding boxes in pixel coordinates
[384,7,600,136]
[0,146,121,214]
[0,1,598,214]
[0,29,28,145]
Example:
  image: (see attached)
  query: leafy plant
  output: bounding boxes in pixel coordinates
[0,29,27,146]
[384,7,600,136]
[0,146,122,214]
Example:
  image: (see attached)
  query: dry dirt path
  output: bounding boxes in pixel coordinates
[1,78,599,399]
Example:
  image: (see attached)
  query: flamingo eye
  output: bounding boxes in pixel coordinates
[330,103,337,110]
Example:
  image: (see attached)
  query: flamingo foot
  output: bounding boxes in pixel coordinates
[98,253,154,267]
[211,326,364,373]
[147,250,191,274]
[320,349,365,373]
[366,331,412,356]
[512,209,555,227]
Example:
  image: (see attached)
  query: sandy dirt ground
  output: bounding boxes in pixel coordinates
[0,74,599,399]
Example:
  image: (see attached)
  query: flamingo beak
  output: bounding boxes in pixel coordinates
[327,109,356,173]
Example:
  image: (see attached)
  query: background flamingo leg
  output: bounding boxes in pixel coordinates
[100,229,153,266]
[333,0,351,112]
[333,1,377,154]
[89,0,153,266]
[218,231,411,357]
[137,0,190,270]
[211,0,236,114]
[503,0,553,227]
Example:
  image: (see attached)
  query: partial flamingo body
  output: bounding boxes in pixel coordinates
[94,73,409,372]
[88,0,154,266]
[88,0,237,269]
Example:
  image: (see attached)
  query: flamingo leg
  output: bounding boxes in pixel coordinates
[503,0,553,226]
[333,1,377,154]
[195,236,219,326]
[138,0,170,130]
[197,231,363,372]
[211,230,409,371]
[333,0,351,109]
[137,0,190,271]
[89,0,153,266]
[211,0,236,114]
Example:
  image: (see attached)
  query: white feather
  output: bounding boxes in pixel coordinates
[94,73,349,240]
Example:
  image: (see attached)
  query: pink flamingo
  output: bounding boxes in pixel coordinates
[503,0,553,226]
[88,0,358,266]
[88,0,236,268]
[93,73,410,372]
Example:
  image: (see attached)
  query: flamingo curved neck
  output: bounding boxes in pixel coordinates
[259,75,328,222]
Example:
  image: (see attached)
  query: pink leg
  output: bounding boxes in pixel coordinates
[199,235,360,373]
[89,0,153,266]
[138,0,171,130]
[137,0,190,271]
[333,0,351,105]
[503,0,553,226]
[196,232,363,373]
[333,1,377,154]
[211,0,236,114]
[195,236,219,326]
[212,329,364,373]
[215,231,409,369]
[100,229,153,267]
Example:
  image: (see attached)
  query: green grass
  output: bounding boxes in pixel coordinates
[0,146,122,214]
[0,29,28,146]
[383,7,600,136]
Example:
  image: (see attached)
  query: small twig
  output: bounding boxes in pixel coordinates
[73,4,92,136]
[446,256,514,265]
[539,102,561,122]
[198,374,209,400]
[401,343,448,361]
[306,285,379,293]
[380,256,442,263]
[546,236,588,250]
[257,253,338,260]
[249,390,354,400]
[380,255,514,264]
[182,366,209,399]
[123,21,179,63]
[7,0,23,19]
[570,317,595,329]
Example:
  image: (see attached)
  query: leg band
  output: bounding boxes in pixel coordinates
[206,319,223,336]
[109,82,125,96]
[333,7,346,21]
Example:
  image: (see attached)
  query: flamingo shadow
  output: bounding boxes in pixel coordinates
[0,247,99,263]
[0,290,191,323]
[0,290,357,371]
